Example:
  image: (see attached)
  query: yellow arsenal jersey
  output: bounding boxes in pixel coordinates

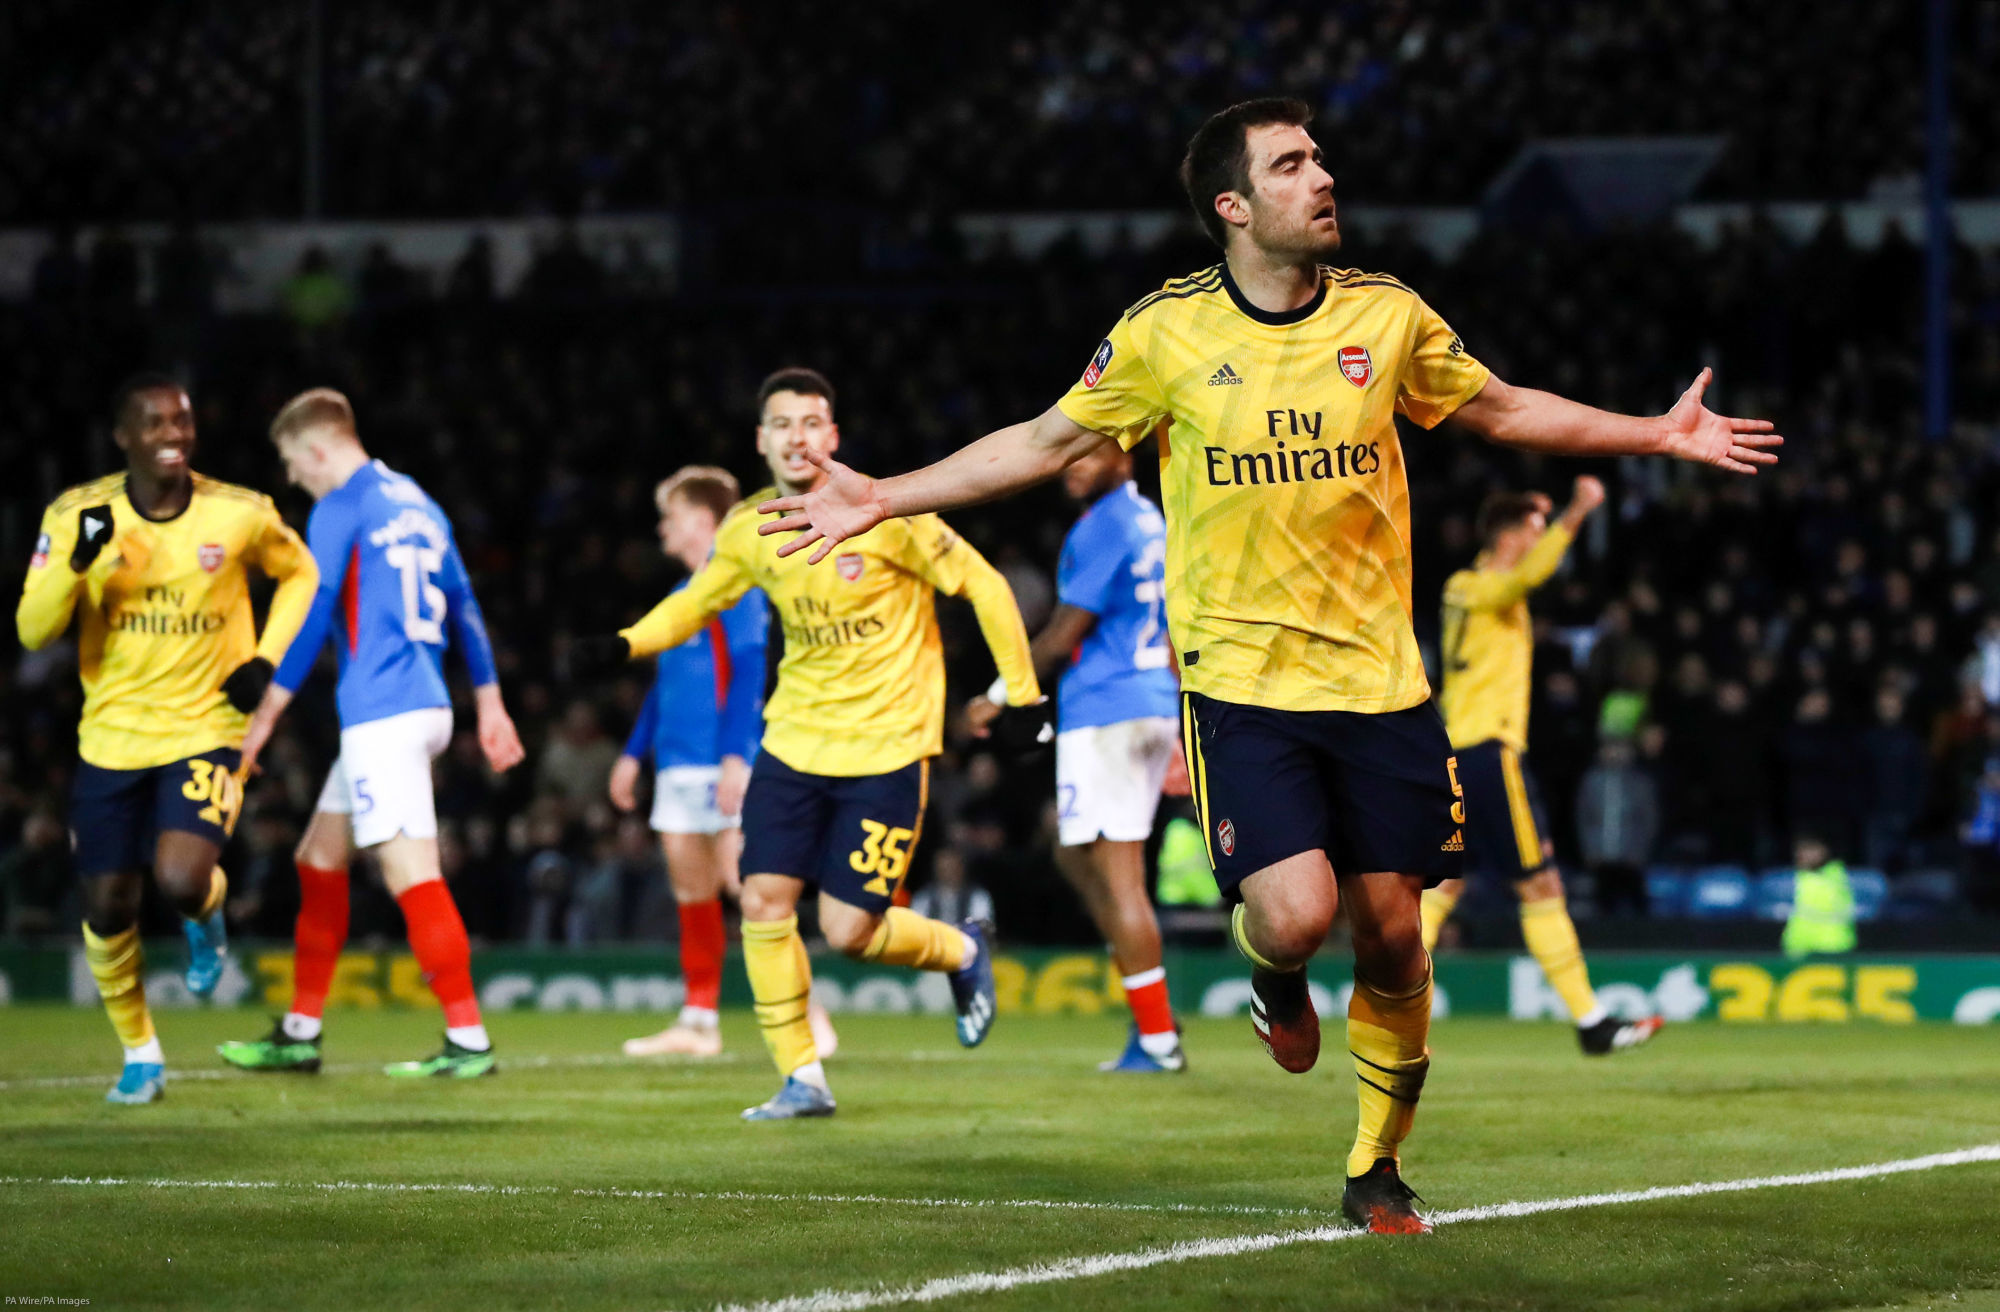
[1439,523,1573,752]
[620,491,1038,777]
[1057,263,1490,714]
[17,472,318,770]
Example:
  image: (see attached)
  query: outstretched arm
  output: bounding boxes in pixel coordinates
[1450,369,1781,474]
[757,405,1108,563]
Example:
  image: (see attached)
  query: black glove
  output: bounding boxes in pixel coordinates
[570,633,633,679]
[988,699,1055,757]
[70,505,114,571]
[221,657,274,713]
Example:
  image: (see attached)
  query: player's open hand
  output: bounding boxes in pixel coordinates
[1659,369,1782,474]
[756,449,889,563]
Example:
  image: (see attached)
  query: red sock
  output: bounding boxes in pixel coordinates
[396,881,481,1029]
[678,898,727,1012]
[1123,967,1176,1037]
[291,864,350,1020]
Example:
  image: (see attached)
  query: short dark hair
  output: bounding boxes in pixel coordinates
[1179,97,1314,249]
[756,367,835,419]
[1476,491,1544,546]
[110,371,185,431]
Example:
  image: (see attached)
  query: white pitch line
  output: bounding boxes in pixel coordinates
[0,1173,1335,1221]
[0,1049,739,1091]
[700,1143,2000,1312]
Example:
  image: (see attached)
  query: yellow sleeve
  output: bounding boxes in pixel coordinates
[894,517,1040,706]
[247,505,320,664]
[15,503,82,651]
[1395,297,1492,430]
[1053,313,1170,452]
[1442,525,1573,611]
[619,525,756,658]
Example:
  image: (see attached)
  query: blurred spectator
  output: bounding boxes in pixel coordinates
[0,806,68,935]
[1861,687,1928,870]
[281,246,351,335]
[1575,738,1658,917]
[910,847,995,929]
[1781,689,1865,859]
[536,702,620,815]
[1783,832,1856,958]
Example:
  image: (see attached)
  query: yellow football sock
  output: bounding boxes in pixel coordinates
[1229,903,1286,972]
[1520,895,1598,1022]
[83,923,155,1052]
[194,866,228,920]
[1346,961,1432,1178]
[741,915,817,1077]
[1419,887,1459,954]
[860,907,969,972]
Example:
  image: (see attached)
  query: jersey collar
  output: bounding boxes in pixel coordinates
[1219,262,1326,327]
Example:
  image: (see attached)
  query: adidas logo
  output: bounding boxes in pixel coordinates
[1207,363,1244,386]
[1441,830,1464,853]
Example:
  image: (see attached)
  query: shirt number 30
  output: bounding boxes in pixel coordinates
[849,819,914,896]
[182,759,243,835]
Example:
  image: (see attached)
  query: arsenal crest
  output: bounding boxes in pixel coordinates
[836,553,865,582]
[1217,817,1236,857]
[1338,345,1373,388]
[198,543,226,573]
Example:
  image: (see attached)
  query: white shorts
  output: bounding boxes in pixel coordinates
[314,707,454,849]
[1056,715,1178,847]
[649,764,739,836]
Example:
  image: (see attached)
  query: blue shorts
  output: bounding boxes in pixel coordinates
[1179,692,1463,899]
[738,752,929,912]
[69,748,244,878]
[1454,739,1553,883]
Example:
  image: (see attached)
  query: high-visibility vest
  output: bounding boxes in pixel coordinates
[1156,817,1222,907]
[1782,860,1856,957]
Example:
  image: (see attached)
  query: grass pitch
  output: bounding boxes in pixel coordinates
[2,1005,1997,1311]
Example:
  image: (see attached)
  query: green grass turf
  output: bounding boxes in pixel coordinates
[1,1006,1997,1311]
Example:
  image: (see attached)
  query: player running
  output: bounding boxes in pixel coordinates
[755,98,1779,1228]
[221,388,525,1079]
[609,465,837,1060]
[574,367,1045,1121]
[16,373,318,1103]
[1425,477,1664,1057]
[968,441,1183,1073]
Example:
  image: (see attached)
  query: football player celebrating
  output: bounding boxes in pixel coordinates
[1428,477,1661,1055]
[575,367,1044,1121]
[756,98,1778,1228]
[16,373,318,1103]
[967,440,1183,1073]
[221,389,525,1079]
[610,465,837,1061]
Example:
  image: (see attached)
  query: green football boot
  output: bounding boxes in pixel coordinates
[384,1037,496,1079]
[217,1019,323,1073]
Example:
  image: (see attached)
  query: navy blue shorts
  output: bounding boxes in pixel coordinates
[69,748,244,878]
[739,752,929,912]
[1455,739,1554,883]
[1179,692,1463,898]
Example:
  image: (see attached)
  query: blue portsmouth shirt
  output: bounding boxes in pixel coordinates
[273,460,498,729]
[1055,481,1178,732]
[623,581,767,770]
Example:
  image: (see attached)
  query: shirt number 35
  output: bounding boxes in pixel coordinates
[848,819,914,897]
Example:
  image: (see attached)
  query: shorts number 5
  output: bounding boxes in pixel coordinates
[849,818,915,897]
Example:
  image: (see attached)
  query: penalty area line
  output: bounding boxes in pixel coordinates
[0,1173,1335,1222]
[702,1143,2000,1312]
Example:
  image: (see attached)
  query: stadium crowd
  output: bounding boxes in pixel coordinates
[5,0,1998,223]
[2,206,1998,943]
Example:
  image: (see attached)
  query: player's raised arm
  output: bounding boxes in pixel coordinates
[1451,369,1782,474]
[15,500,95,650]
[1446,477,1604,612]
[222,501,320,714]
[573,522,758,673]
[893,517,1050,750]
[757,404,1109,563]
